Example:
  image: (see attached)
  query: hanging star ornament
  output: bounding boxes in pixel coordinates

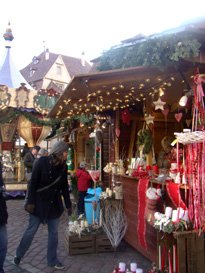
[153,97,166,110]
[145,114,155,125]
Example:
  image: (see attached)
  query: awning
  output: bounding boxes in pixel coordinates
[47,64,197,119]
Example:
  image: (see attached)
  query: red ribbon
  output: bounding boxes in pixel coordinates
[137,178,149,250]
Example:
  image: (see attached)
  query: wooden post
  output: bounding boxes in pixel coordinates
[115,109,120,161]
[128,120,137,159]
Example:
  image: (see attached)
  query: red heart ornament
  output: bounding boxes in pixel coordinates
[175,112,183,122]
[185,119,191,127]
[162,108,169,117]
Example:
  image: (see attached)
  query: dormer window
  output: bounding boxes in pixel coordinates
[32,56,39,65]
[29,68,35,77]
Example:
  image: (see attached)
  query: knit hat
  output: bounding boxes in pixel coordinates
[38,148,48,157]
[50,141,69,155]
[33,145,41,151]
[80,161,86,168]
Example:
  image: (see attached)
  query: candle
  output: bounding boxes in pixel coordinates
[136,269,143,273]
[183,210,189,221]
[84,220,88,227]
[119,262,126,272]
[165,207,173,219]
[130,262,137,272]
[177,208,184,219]
[172,210,178,222]
[158,245,161,270]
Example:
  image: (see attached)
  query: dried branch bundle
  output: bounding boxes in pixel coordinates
[101,200,127,250]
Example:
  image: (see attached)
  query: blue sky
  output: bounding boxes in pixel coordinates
[0,0,204,69]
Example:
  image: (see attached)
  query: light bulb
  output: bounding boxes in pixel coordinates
[179,95,188,106]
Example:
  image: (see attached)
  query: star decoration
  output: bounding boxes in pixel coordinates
[153,98,166,110]
[145,114,155,125]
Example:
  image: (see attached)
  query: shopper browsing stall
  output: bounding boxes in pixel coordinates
[76,162,92,216]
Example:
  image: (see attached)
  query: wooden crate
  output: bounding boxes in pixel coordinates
[157,231,205,273]
[65,232,95,255]
[95,233,114,253]
[173,231,205,273]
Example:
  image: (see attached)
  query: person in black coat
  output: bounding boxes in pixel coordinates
[24,145,40,181]
[0,161,8,273]
[14,141,72,270]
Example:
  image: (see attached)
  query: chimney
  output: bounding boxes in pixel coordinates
[45,48,49,60]
[81,51,85,67]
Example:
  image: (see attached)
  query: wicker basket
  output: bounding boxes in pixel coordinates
[174,131,205,145]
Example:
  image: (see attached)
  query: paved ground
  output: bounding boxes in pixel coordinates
[4,198,152,273]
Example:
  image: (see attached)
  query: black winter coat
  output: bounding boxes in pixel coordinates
[0,162,8,226]
[27,156,71,223]
[24,151,35,173]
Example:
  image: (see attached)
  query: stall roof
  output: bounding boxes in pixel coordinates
[47,64,195,119]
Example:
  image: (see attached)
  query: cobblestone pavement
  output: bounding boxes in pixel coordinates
[4,198,152,273]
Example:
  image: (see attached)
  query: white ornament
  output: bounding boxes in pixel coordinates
[145,114,155,125]
[153,98,166,110]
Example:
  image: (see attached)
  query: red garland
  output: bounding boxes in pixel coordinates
[137,178,149,250]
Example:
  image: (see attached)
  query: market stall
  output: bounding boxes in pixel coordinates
[47,22,205,272]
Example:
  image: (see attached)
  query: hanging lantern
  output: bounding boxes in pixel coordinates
[0,122,17,150]
[17,115,51,147]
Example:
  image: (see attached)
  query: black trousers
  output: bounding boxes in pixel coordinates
[77,191,87,215]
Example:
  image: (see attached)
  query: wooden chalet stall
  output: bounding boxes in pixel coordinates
[48,21,205,270]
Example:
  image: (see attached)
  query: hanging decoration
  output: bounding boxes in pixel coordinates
[144,114,155,125]
[137,128,153,155]
[175,112,183,123]
[153,98,166,111]
[0,122,17,151]
[17,115,51,147]
[121,108,131,125]
[67,146,74,172]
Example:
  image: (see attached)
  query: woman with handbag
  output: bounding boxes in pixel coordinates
[14,141,72,271]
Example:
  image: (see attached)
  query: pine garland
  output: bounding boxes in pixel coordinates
[97,33,201,71]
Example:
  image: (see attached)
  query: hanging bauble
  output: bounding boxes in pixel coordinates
[121,109,131,125]
[18,115,51,147]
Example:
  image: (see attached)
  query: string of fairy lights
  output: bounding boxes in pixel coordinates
[55,72,194,119]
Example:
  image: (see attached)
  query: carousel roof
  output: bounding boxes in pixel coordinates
[0,23,32,89]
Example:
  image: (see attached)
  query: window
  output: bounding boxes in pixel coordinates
[55,82,64,90]
[56,65,62,75]
[29,69,35,77]
[32,56,39,64]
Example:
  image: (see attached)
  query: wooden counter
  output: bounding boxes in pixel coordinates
[114,174,158,262]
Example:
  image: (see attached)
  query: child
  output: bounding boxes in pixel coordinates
[76,162,92,215]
